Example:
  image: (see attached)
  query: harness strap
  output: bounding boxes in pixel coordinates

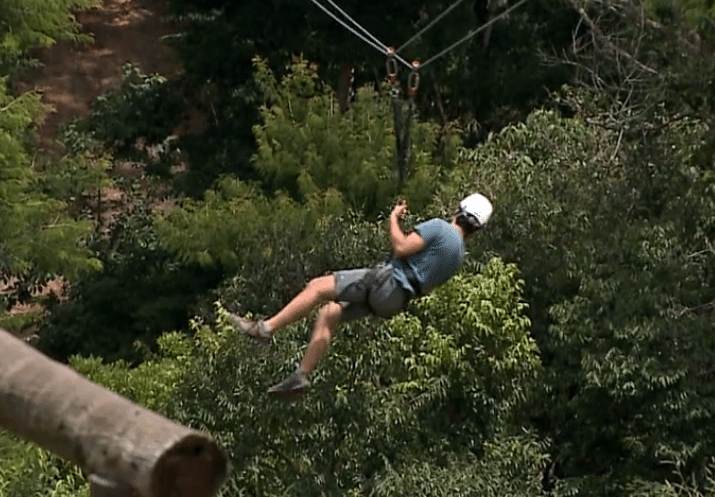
[363,265,393,315]
[402,263,422,297]
[383,254,422,299]
[391,87,406,185]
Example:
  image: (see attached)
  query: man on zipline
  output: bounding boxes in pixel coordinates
[229,193,493,398]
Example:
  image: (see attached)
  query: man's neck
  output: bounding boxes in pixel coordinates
[450,218,468,240]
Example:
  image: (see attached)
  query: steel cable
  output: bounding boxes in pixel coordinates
[420,0,529,69]
[395,0,468,54]
[310,0,411,68]
[323,0,386,52]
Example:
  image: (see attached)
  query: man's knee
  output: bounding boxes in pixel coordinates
[311,303,341,343]
[317,302,342,326]
[308,275,336,300]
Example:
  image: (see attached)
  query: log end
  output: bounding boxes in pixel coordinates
[151,434,229,497]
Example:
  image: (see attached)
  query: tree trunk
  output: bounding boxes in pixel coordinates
[0,328,228,497]
[483,0,496,51]
[337,62,355,114]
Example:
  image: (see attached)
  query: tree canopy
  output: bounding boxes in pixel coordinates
[3,0,715,495]
[0,0,105,312]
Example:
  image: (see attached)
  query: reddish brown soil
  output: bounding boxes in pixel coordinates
[18,0,182,146]
[5,0,182,322]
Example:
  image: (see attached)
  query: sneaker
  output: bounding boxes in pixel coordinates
[227,313,272,347]
[268,369,311,399]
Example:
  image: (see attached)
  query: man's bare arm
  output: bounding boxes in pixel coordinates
[389,200,425,259]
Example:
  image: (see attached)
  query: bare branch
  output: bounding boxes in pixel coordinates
[0,98,21,114]
[570,0,658,75]
[610,127,624,160]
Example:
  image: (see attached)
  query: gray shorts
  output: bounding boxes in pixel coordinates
[334,264,410,322]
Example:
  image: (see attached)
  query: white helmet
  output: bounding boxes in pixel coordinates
[459,193,493,229]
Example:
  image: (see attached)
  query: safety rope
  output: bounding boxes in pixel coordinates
[309,0,530,71]
[401,61,420,183]
[388,51,420,186]
[389,0,530,181]
[386,48,404,184]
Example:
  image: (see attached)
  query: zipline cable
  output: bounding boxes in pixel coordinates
[310,0,529,187]
[309,0,387,57]
[395,0,468,54]
[323,0,389,55]
[309,0,411,68]
[420,0,529,69]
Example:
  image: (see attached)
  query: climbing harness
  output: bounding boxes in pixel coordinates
[340,264,396,317]
[309,0,530,182]
[364,264,395,317]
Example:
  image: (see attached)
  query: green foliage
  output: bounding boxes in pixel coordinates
[1,447,88,497]
[251,56,449,217]
[0,308,43,336]
[645,0,715,33]
[0,430,37,497]
[60,64,183,177]
[0,80,101,310]
[38,153,112,204]
[0,330,193,497]
[69,330,192,411]
[167,259,544,495]
[389,263,540,437]
[373,436,547,497]
[442,109,715,492]
[0,0,111,313]
[40,188,222,362]
[666,460,715,497]
[0,0,95,75]
[158,176,389,316]
[559,0,715,170]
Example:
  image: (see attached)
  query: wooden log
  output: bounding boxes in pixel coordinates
[0,328,228,497]
[89,474,137,497]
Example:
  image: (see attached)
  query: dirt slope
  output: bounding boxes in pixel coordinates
[5,0,181,321]
[19,0,181,146]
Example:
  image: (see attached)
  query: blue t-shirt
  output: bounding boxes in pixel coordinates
[389,218,465,296]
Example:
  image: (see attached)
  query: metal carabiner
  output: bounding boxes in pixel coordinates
[407,60,420,97]
[386,47,399,86]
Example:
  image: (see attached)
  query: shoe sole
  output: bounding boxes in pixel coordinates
[267,384,310,400]
[228,316,272,347]
[248,336,271,347]
[268,391,308,402]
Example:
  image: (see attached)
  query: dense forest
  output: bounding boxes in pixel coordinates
[1,0,715,495]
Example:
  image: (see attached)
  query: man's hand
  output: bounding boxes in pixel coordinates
[389,199,425,259]
[391,199,408,221]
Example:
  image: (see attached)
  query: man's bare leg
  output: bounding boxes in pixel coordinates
[300,301,342,374]
[264,275,336,334]
[268,301,342,397]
